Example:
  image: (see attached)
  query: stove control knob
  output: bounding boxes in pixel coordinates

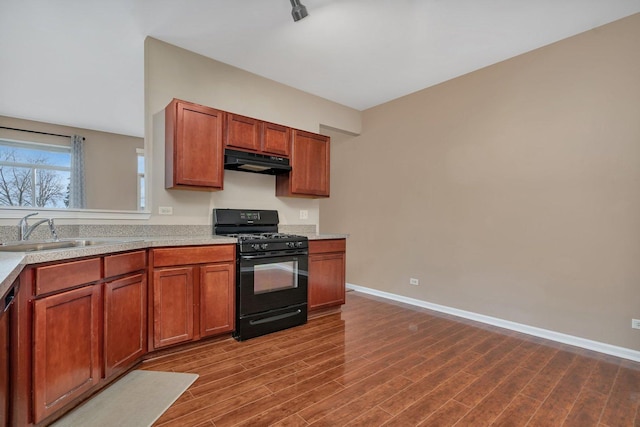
[261,243,268,250]
[295,241,303,248]
[251,244,261,250]
[286,242,294,248]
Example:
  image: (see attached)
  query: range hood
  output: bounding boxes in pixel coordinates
[224,149,292,175]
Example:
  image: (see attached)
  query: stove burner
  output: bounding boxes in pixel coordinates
[229,233,305,242]
[230,233,308,253]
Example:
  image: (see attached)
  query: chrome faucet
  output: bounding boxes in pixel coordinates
[18,213,59,241]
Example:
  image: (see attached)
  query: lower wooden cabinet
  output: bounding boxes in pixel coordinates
[150,245,235,350]
[199,263,234,338]
[32,285,102,423]
[9,246,235,425]
[153,267,195,348]
[104,273,147,378]
[0,294,10,426]
[308,239,346,311]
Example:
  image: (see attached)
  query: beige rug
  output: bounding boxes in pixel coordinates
[52,370,198,427]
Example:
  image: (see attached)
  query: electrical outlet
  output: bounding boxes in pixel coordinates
[299,210,309,220]
[158,206,173,215]
[632,319,640,330]
[409,278,419,286]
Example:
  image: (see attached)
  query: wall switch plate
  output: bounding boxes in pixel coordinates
[158,206,173,215]
[632,319,640,330]
[410,278,419,286]
[299,210,309,220]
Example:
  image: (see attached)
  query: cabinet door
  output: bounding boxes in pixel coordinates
[276,130,330,197]
[104,274,147,378]
[166,99,224,189]
[199,263,235,337]
[153,267,194,348]
[308,252,346,311]
[33,285,101,423]
[261,122,290,157]
[225,113,260,152]
[0,304,8,426]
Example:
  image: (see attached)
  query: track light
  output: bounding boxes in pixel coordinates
[290,0,308,22]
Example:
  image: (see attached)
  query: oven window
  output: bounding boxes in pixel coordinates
[254,260,298,294]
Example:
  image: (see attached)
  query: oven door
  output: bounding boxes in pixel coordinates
[237,251,308,316]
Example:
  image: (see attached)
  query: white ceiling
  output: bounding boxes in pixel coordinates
[1,0,639,137]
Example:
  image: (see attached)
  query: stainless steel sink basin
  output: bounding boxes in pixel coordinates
[0,239,122,252]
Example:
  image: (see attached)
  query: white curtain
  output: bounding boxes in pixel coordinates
[69,135,86,208]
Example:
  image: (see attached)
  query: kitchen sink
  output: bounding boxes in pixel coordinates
[0,239,124,252]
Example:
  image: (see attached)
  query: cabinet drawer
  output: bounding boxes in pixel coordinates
[104,250,146,278]
[152,245,235,267]
[309,239,346,254]
[35,258,102,296]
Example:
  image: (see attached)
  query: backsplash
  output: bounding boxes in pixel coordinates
[278,224,316,234]
[0,224,316,242]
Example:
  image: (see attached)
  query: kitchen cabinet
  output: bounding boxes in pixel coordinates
[11,250,148,425]
[199,263,235,337]
[276,129,330,198]
[0,309,7,427]
[1,282,15,426]
[225,113,260,152]
[152,266,195,348]
[31,258,102,423]
[103,251,147,378]
[165,98,224,190]
[225,113,291,157]
[261,122,290,157]
[165,99,334,196]
[33,285,102,423]
[308,239,346,311]
[150,245,235,350]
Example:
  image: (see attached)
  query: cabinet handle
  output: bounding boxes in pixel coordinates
[3,287,16,312]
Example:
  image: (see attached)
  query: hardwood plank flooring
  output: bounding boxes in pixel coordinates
[142,291,640,426]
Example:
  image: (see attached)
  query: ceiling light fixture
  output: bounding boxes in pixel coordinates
[290,0,308,22]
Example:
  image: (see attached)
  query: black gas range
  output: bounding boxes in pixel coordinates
[213,209,308,341]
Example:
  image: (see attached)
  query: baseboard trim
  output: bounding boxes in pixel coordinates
[346,283,640,363]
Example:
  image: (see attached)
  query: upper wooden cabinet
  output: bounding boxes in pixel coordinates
[225,113,291,157]
[165,99,224,190]
[165,99,329,196]
[277,130,330,198]
[261,122,290,157]
[225,113,260,152]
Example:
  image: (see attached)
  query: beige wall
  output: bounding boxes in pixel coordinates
[321,14,640,351]
[0,115,143,212]
[144,38,361,226]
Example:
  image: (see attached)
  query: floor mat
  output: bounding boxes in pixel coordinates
[51,370,198,427]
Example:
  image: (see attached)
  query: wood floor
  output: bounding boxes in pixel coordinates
[142,291,640,426]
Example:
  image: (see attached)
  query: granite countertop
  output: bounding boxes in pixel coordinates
[0,233,348,298]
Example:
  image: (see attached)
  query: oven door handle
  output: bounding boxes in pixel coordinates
[240,251,308,260]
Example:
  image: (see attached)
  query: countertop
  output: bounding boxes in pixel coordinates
[0,233,348,298]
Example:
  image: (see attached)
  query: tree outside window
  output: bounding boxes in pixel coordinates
[0,139,71,208]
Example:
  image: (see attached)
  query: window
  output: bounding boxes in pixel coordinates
[0,139,71,208]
